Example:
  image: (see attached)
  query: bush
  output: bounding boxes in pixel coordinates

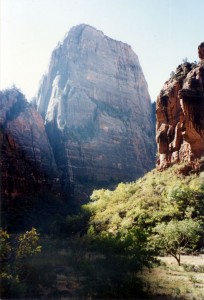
[0,228,42,298]
[83,164,204,267]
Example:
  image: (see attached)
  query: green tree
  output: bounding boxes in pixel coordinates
[15,228,41,259]
[0,229,11,260]
[0,228,41,298]
[154,219,202,265]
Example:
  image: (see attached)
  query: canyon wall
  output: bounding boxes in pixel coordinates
[156,42,204,169]
[36,24,156,200]
[0,88,58,198]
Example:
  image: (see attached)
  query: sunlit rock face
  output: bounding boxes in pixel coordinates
[36,24,156,200]
[0,88,58,197]
[156,42,204,170]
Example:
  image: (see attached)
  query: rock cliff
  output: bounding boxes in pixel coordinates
[0,88,58,198]
[156,42,204,169]
[36,24,156,200]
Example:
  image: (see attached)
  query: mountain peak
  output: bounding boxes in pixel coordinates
[61,24,104,45]
[36,26,156,200]
[70,23,103,33]
[60,24,131,51]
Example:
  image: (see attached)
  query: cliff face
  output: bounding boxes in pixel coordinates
[156,43,204,170]
[0,88,58,198]
[36,24,156,200]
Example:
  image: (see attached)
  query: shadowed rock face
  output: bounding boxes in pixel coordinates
[36,24,156,200]
[0,88,58,198]
[156,43,204,169]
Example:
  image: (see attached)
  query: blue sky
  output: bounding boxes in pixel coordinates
[1,0,204,101]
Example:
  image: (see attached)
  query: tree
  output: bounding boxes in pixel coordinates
[15,228,41,259]
[154,219,202,265]
[0,228,41,298]
[0,229,11,260]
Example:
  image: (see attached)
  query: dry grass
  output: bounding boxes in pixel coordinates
[140,255,204,299]
[159,255,204,266]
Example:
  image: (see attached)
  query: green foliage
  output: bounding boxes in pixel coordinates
[167,185,204,219]
[15,228,41,259]
[90,227,155,268]
[0,229,11,259]
[0,228,41,298]
[83,164,204,266]
[65,208,91,235]
[85,166,204,234]
[1,163,203,297]
[153,219,202,265]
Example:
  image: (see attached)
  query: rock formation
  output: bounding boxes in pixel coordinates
[36,24,156,200]
[0,88,58,198]
[156,42,204,169]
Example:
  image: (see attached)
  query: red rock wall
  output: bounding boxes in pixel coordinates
[156,43,204,169]
[0,88,58,198]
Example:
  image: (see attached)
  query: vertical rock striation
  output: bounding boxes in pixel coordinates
[0,88,58,198]
[156,43,204,169]
[36,24,156,200]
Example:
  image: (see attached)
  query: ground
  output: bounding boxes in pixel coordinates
[140,255,204,299]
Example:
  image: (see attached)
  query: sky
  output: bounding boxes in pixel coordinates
[0,0,204,101]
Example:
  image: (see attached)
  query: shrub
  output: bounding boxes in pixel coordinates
[0,228,41,298]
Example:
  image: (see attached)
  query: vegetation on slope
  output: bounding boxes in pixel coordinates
[83,161,204,260]
[1,160,204,298]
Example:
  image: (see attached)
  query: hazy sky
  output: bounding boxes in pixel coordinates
[1,0,204,101]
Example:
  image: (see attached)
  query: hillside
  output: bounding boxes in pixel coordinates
[1,160,203,299]
[84,160,204,238]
